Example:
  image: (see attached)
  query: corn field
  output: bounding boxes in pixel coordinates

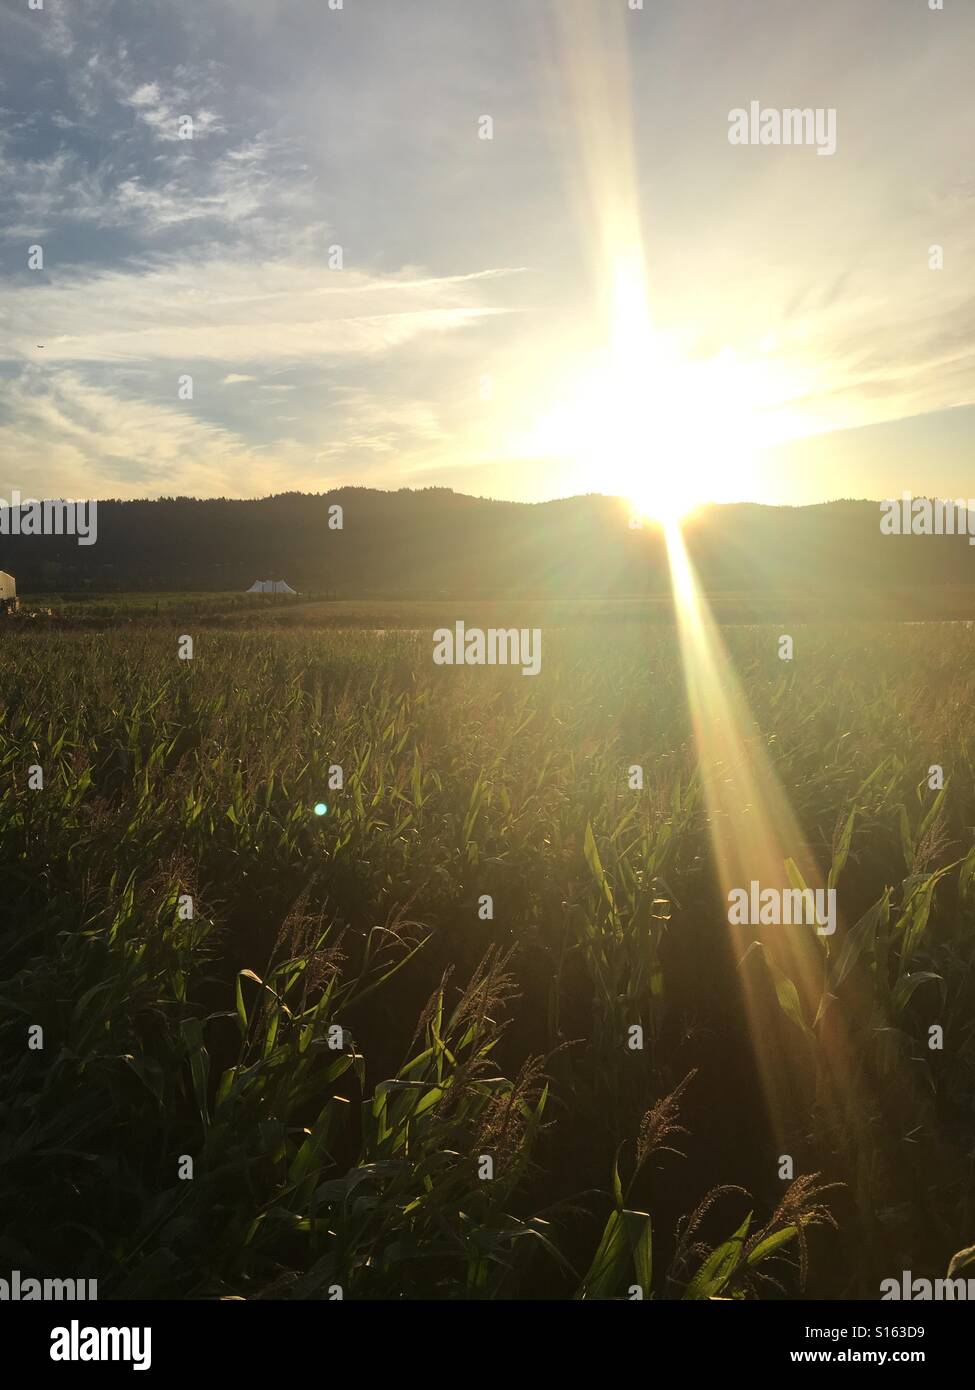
[2,622,975,1299]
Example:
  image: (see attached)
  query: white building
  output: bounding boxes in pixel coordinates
[0,571,16,602]
[246,579,297,594]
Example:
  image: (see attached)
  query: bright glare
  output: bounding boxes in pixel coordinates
[514,256,811,526]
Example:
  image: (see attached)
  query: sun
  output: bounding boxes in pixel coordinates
[515,340,756,526]
[512,256,769,525]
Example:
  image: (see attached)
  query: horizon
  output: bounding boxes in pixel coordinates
[4,485,975,512]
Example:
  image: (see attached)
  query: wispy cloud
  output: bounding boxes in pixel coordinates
[122,79,226,142]
[0,369,327,499]
[0,258,515,364]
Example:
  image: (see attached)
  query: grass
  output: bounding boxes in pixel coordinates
[23,587,975,628]
[2,621,974,1297]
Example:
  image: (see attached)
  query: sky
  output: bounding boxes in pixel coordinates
[0,0,972,509]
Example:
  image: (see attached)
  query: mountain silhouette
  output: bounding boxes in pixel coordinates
[3,489,975,617]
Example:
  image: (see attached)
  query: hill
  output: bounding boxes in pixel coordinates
[3,488,975,605]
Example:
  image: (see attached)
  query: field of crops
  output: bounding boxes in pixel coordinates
[2,621,975,1299]
[26,587,975,630]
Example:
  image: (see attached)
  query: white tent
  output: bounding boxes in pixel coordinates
[246,579,297,594]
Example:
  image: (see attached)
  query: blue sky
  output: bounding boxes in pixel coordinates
[0,0,972,506]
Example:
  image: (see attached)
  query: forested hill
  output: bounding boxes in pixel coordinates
[3,488,975,598]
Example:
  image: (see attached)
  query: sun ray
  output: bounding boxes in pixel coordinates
[535,0,925,1158]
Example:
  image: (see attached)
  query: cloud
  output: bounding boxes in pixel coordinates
[128,82,162,108]
[0,252,515,498]
[0,256,514,366]
[313,390,448,464]
[0,126,306,241]
[0,369,325,499]
[122,79,227,142]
